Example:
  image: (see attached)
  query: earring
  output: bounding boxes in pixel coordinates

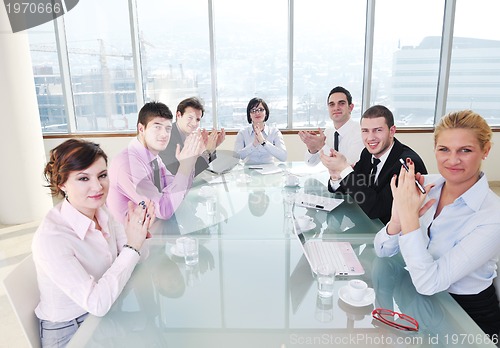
[483,156,487,160]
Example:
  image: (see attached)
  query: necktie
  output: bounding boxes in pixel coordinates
[151,158,162,192]
[369,158,381,186]
[334,131,340,152]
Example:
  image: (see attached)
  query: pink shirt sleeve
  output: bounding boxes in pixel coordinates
[114,152,193,221]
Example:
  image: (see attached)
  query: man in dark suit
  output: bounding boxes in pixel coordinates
[159,97,226,176]
[320,105,427,224]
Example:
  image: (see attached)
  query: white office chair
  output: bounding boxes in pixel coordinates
[496,258,500,306]
[3,254,41,348]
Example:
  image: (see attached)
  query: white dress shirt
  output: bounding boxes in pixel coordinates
[234,124,287,165]
[374,173,500,296]
[329,140,394,191]
[33,199,147,322]
[305,119,363,166]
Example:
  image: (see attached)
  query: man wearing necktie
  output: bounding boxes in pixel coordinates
[299,86,364,167]
[108,102,205,223]
[320,105,427,224]
[159,97,226,177]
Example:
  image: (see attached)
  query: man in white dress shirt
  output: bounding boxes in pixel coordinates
[298,86,363,166]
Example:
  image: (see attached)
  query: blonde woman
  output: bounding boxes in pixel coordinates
[374,110,500,337]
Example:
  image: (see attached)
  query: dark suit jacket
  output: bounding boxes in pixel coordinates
[159,123,215,177]
[328,138,427,224]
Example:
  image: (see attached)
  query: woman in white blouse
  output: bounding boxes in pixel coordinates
[374,110,500,337]
[234,97,287,165]
[32,139,155,347]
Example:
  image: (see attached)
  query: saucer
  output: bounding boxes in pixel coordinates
[236,177,252,184]
[338,285,375,307]
[170,245,185,258]
[298,221,316,231]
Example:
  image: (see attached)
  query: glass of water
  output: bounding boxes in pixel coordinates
[316,264,336,298]
[183,237,199,266]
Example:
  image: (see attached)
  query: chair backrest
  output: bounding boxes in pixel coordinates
[3,254,41,348]
[495,257,500,307]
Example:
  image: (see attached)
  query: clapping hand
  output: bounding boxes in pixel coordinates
[298,128,326,154]
[388,159,435,235]
[176,131,205,174]
[253,123,265,146]
[125,200,156,251]
[201,128,226,153]
[320,148,348,180]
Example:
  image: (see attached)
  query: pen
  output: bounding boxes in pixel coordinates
[399,158,426,194]
[301,202,324,209]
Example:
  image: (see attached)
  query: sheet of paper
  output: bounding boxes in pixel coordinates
[288,165,328,176]
[248,164,283,175]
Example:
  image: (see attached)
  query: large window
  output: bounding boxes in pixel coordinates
[137,0,213,129]
[64,0,137,132]
[213,0,288,129]
[372,0,445,127]
[293,0,366,128]
[447,0,500,125]
[28,0,500,134]
[29,22,67,133]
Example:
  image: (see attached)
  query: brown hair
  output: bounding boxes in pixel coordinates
[176,96,205,118]
[137,101,173,129]
[361,105,394,128]
[434,110,492,150]
[44,139,108,197]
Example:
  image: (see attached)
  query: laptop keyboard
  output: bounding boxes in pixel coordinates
[305,241,357,274]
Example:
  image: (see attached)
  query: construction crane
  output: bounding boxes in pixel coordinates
[30,39,133,130]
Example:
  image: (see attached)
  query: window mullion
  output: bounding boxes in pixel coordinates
[53,15,77,133]
[128,0,145,109]
[435,0,456,122]
[362,0,376,113]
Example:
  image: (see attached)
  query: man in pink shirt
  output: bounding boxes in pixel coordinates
[107,101,205,222]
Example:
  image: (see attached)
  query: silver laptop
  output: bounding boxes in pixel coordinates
[292,215,365,276]
[206,151,240,174]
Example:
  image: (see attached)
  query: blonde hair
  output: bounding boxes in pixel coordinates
[434,110,492,150]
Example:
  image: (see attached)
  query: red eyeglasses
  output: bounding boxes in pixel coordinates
[372,308,419,332]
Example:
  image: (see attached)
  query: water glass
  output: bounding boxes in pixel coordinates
[206,197,217,215]
[183,237,199,266]
[316,264,335,298]
[315,295,334,322]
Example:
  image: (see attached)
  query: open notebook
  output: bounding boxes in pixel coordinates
[292,215,365,276]
[206,153,239,174]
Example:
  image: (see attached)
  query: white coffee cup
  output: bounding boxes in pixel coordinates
[285,174,299,186]
[296,215,313,230]
[348,279,368,302]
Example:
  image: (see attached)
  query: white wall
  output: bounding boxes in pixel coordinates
[44,131,500,181]
[0,10,53,224]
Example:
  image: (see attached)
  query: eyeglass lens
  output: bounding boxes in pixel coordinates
[372,308,418,331]
[250,108,265,114]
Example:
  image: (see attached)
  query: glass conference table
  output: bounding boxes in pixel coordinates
[69,163,495,347]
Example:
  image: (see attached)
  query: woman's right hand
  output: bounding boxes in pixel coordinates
[387,174,403,235]
[125,200,156,250]
[389,161,435,235]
